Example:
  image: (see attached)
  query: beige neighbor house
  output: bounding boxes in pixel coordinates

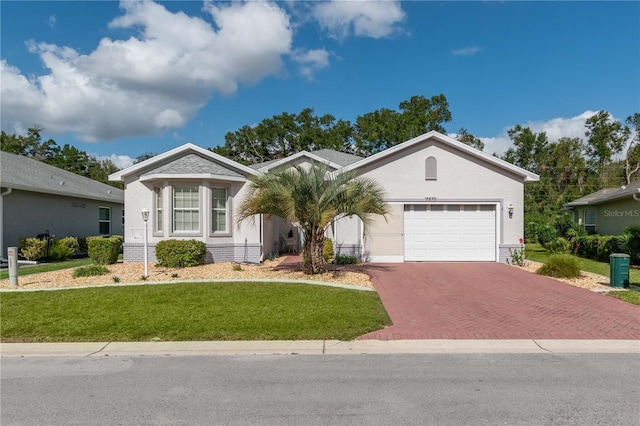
[109,131,539,264]
[564,180,640,235]
[0,152,124,258]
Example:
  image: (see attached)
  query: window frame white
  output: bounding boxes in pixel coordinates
[171,185,201,236]
[154,187,164,235]
[210,186,229,235]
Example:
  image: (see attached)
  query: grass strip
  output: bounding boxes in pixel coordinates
[607,290,640,305]
[0,282,390,342]
[0,258,93,280]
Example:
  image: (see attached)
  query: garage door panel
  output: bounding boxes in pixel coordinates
[404,204,496,261]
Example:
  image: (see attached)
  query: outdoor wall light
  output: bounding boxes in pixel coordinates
[508,203,514,219]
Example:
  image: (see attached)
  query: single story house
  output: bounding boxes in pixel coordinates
[0,152,125,258]
[109,131,538,264]
[564,180,640,235]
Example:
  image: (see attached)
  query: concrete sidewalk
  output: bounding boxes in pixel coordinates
[1,339,638,357]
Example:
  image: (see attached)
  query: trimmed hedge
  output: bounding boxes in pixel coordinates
[87,235,123,265]
[155,239,206,268]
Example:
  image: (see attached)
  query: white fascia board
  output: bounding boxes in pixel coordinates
[140,173,247,183]
[109,143,259,182]
[259,151,342,173]
[335,131,540,182]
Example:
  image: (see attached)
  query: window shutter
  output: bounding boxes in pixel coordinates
[425,157,437,180]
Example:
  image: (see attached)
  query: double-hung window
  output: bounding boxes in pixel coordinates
[584,210,596,234]
[211,188,227,233]
[99,207,111,235]
[155,188,163,233]
[173,186,199,232]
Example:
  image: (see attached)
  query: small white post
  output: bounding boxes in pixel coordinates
[8,246,18,288]
[141,208,149,278]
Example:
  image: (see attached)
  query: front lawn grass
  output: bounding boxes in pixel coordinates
[0,258,93,280]
[608,290,640,305]
[0,282,390,342]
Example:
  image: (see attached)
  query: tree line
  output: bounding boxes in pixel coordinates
[1,94,638,238]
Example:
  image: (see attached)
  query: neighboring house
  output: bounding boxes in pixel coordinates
[0,152,124,258]
[564,180,640,235]
[109,131,538,264]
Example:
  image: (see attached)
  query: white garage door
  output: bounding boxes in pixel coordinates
[404,204,496,261]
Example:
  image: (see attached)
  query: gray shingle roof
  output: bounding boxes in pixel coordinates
[309,149,363,166]
[565,180,640,206]
[249,149,363,171]
[0,152,123,203]
[141,153,243,177]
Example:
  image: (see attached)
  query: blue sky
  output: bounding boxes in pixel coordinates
[1,1,638,168]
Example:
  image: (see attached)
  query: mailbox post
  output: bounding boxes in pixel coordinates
[8,246,18,288]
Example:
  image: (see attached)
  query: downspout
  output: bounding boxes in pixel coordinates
[259,214,264,262]
[0,188,12,261]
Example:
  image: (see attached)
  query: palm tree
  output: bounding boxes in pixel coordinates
[238,162,389,274]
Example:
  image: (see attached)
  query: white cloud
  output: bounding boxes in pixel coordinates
[291,48,330,81]
[1,0,293,142]
[452,46,482,56]
[48,15,56,29]
[312,0,405,40]
[479,111,599,156]
[103,154,135,169]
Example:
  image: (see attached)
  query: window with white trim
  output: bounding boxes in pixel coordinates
[155,188,163,233]
[584,210,596,234]
[211,187,227,233]
[173,186,199,232]
[99,207,111,235]
[425,157,437,180]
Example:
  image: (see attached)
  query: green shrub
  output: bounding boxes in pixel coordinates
[155,239,206,267]
[18,238,47,261]
[73,264,109,278]
[544,237,570,254]
[618,225,640,265]
[538,224,558,250]
[49,237,79,261]
[570,235,621,262]
[87,236,123,265]
[335,254,359,265]
[323,238,334,262]
[536,254,581,279]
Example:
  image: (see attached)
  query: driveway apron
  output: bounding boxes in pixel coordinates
[360,263,640,340]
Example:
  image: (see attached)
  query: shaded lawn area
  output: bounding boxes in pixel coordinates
[0,282,391,342]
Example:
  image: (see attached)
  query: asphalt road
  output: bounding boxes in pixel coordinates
[2,354,638,425]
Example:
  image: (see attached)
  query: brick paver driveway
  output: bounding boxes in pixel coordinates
[360,263,640,340]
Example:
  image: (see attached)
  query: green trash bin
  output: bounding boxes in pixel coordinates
[610,253,630,288]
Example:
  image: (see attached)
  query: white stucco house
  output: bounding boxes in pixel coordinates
[109,131,539,264]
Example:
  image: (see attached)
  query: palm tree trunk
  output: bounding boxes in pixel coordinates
[302,226,325,274]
